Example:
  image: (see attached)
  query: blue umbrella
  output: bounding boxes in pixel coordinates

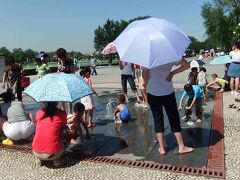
[210,55,231,65]
[24,73,93,102]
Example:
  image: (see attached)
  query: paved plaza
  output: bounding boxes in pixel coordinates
[0,59,240,179]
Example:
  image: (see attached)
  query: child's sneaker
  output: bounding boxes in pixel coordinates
[2,138,14,145]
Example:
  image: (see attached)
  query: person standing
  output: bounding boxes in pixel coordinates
[90,56,98,75]
[56,48,75,114]
[227,41,240,95]
[2,56,23,101]
[142,59,194,155]
[120,61,141,103]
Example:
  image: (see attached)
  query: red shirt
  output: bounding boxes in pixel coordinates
[32,109,67,153]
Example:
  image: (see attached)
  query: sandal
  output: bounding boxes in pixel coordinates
[228,104,234,108]
[2,138,14,145]
[53,157,66,167]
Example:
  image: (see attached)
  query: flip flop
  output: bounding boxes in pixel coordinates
[228,104,234,108]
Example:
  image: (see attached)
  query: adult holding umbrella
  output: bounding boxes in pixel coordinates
[115,17,193,155]
[56,48,76,114]
[24,73,93,166]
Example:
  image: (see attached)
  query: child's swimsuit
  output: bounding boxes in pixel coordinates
[120,104,131,123]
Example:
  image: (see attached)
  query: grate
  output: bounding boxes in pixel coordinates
[86,156,224,179]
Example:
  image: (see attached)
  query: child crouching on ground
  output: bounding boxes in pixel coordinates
[114,94,131,124]
[178,84,203,123]
[206,73,229,92]
[67,103,90,144]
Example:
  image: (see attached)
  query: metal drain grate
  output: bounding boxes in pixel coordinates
[86,156,224,179]
[0,144,32,153]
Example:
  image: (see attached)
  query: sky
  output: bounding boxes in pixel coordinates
[0,0,209,53]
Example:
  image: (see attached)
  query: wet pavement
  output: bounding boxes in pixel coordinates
[20,88,216,169]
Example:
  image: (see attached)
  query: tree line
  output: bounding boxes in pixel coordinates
[0,47,85,64]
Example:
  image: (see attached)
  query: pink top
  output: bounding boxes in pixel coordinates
[32,109,67,153]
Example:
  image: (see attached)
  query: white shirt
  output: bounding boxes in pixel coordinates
[229,51,240,63]
[197,71,207,86]
[121,61,133,75]
[148,62,177,96]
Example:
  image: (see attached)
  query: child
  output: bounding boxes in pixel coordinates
[178,84,203,123]
[197,67,207,99]
[188,67,198,85]
[80,67,98,128]
[206,73,229,92]
[114,94,131,124]
[67,102,90,144]
[3,56,23,101]
[134,65,148,106]
[35,54,49,78]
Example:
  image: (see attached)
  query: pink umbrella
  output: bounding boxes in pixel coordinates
[101,42,117,55]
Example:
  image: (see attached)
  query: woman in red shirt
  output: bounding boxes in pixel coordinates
[32,102,67,166]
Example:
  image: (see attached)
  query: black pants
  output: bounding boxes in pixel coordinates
[185,98,202,118]
[148,92,181,133]
[121,74,137,94]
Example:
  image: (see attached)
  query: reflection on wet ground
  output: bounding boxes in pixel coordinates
[22,89,217,168]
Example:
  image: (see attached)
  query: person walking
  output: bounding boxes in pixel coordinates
[90,56,98,75]
[120,61,141,104]
[142,59,194,155]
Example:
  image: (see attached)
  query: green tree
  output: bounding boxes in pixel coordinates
[12,48,25,64]
[201,0,240,51]
[0,47,11,57]
[25,49,36,61]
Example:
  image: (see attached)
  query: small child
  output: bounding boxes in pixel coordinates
[114,94,131,124]
[35,56,49,78]
[80,67,98,128]
[67,102,90,144]
[188,67,198,85]
[206,73,229,92]
[178,84,203,123]
[197,67,207,99]
[134,65,148,106]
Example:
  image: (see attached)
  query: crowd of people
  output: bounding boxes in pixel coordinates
[0,40,240,167]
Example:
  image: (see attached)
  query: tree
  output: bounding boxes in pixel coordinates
[0,47,11,57]
[25,49,36,61]
[201,0,240,51]
[12,48,25,64]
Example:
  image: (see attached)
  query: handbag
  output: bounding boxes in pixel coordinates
[20,76,30,88]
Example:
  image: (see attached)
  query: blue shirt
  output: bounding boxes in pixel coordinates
[119,104,131,123]
[181,85,203,99]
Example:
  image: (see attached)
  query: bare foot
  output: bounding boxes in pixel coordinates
[181,116,190,122]
[158,147,166,155]
[115,120,123,124]
[178,146,194,154]
[196,119,202,123]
